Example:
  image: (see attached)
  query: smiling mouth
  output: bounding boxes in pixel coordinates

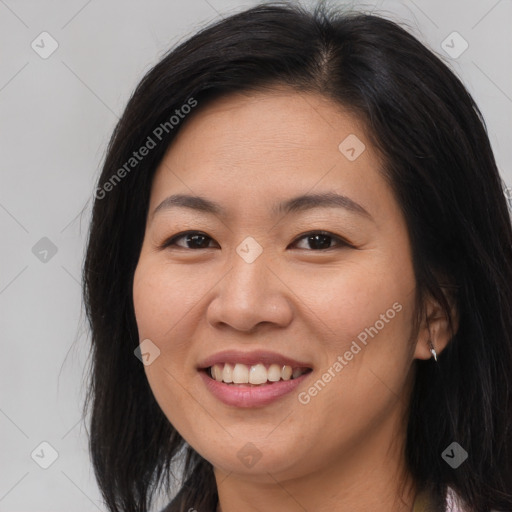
[204,362,312,386]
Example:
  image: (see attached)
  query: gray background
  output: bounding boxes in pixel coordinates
[1,0,511,510]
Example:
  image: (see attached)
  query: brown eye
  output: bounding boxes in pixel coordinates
[291,231,351,251]
[162,231,217,250]
[161,230,352,251]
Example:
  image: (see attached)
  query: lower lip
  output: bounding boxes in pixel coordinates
[199,370,311,408]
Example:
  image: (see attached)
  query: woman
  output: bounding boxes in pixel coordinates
[82,2,512,511]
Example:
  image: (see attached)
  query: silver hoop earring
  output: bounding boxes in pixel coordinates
[429,340,438,362]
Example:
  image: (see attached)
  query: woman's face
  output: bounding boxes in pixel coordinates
[132,88,429,483]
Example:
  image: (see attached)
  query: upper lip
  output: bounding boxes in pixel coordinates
[197,349,313,370]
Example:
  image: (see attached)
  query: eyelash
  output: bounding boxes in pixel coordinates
[160,230,353,251]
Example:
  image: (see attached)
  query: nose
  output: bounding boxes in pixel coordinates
[206,246,293,333]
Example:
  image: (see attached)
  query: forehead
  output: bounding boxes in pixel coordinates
[148,87,390,222]
[166,88,370,162]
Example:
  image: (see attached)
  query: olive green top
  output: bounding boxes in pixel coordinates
[412,488,437,512]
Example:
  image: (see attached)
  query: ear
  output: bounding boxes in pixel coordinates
[414,285,459,361]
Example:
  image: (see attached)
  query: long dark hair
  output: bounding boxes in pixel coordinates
[82,2,512,511]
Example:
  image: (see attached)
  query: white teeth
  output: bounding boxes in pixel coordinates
[281,365,293,381]
[249,363,268,385]
[267,364,282,382]
[232,363,249,384]
[208,362,309,385]
[212,364,223,382]
[223,363,233,383]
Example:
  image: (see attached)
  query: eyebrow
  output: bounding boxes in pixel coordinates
[152,192,373,221]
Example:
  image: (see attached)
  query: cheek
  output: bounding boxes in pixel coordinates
[316,259,416,412]
[133,260,204,440]
[291,263,415,449]
[132,259,194,400]
[291,256,415,355]
[132,256,215,398]
[132,258,205,342]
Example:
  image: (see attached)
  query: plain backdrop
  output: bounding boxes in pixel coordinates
[1,0,511,510]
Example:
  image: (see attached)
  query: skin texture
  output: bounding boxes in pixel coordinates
[132,87,453,512]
